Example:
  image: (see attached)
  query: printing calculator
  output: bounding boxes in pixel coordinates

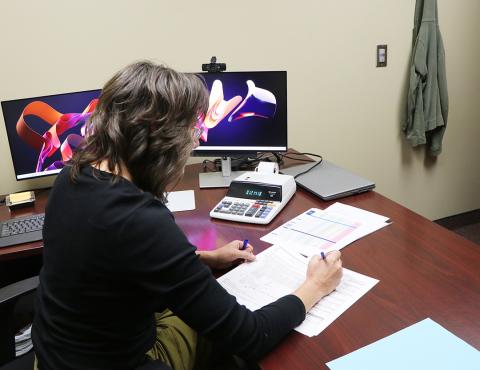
[210,172,296,224]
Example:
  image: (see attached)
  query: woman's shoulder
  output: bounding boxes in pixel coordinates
[56,165,173,231]
[122,195,174,230]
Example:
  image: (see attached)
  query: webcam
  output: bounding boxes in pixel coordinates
[202,56,226,73]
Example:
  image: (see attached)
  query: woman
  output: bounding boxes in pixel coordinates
[32,61,342,370]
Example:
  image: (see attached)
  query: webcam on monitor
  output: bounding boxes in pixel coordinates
[202,56,226,73]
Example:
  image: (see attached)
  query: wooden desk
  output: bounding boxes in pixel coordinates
[1,162,479,369]
[173,163,480,369]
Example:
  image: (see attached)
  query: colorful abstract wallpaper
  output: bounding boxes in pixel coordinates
[2,90,101,179]
[195,71,287,152]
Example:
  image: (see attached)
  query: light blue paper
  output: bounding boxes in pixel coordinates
[326,318,480,370]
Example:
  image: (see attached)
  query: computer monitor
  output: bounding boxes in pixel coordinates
[193,71,287,187]
[193,71,287,155]
[1,89,101,180]
[2,72,287,184]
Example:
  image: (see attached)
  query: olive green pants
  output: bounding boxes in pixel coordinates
[34,309,237,370]
[145,309,203,370]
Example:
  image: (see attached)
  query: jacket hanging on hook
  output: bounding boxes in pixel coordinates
[403,0,449,156]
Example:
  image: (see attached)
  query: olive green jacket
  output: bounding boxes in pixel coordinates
[404,0,449,156]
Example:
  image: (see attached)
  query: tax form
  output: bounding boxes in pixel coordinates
[218,244,378,337]
[261,203,390,257]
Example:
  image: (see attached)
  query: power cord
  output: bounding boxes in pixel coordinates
[202,153,276,172]
[279,151,324,179]
[200,151,324,178]
[202,159,218,172]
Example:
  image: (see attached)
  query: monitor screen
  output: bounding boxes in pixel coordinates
[193,71,287,155]
[1,89,101,180]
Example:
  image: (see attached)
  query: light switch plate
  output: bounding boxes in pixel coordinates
[377,44,387,67]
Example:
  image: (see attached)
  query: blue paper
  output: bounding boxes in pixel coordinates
[326,318,480,370]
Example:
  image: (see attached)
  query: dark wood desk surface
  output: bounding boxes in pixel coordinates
[1,161,479,369]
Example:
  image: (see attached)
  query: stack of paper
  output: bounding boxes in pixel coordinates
[261,202,390,257]
[218,245,378,337]
[15,324,33,357]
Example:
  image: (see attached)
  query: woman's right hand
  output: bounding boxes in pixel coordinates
[294,251,343,312]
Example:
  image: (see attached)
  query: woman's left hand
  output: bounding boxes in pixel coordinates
[197,240,255,270]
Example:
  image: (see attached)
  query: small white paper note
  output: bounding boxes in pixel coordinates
[165,190,195,212]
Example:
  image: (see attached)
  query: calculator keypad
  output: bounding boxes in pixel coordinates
[213,199,277,219]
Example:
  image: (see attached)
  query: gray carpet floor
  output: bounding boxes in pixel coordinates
[435,209,480,245]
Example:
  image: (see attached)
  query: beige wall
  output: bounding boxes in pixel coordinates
[0,0,479,220]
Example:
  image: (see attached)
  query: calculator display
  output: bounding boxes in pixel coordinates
[227,181,282,201]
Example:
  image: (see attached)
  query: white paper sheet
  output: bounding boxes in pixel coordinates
[218,245,378,337]
[165,190,195,212]
[261,203,390,257]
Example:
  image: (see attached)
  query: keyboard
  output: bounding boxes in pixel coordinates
[0,213,45,248]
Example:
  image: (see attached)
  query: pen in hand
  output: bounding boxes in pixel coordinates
[241,239,248,250]
[321,251,326,260]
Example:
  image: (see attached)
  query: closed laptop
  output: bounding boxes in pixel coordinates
[280,160,375,201]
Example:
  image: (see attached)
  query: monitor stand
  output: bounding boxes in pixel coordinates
[199,157,246,188]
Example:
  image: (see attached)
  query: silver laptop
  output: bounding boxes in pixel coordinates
[280,160,375,201]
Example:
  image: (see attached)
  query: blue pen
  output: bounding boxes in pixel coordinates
[321,251,326,260]
[241,239,248,250]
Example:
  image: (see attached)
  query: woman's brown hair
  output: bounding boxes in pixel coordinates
[70,61,209,201]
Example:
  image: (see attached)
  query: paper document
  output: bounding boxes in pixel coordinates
[218,245,378,337]
[165,190,195,212]
[326,318,480,370]
[261,203,390,257]
[15,324,33,357]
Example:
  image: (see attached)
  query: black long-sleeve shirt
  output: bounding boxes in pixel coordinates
[32,166,305,370]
